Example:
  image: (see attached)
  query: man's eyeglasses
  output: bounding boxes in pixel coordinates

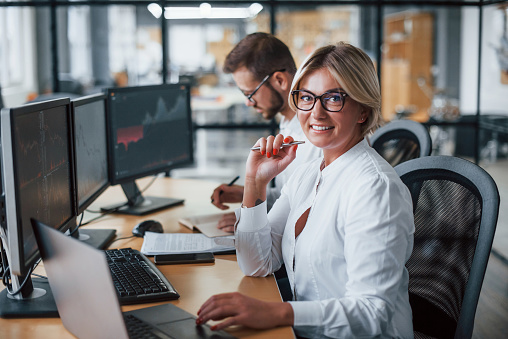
[291,90,348,112]
[245,69,286,103]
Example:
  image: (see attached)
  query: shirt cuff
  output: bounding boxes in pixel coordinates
[288,301,323,326]
[235,201,268,232]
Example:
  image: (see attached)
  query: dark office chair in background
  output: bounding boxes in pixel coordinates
[395,156,499,339]
[58,73,84,95]
[369,119,432,166]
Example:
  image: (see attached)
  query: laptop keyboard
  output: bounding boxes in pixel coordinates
[105,248,179,305]
[124,314,169,339]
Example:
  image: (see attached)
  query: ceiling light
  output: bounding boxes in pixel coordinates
[148,3,263,20]
[147,3,163,19]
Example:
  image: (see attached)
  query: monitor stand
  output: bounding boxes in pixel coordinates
[0,225,115,318]
[71,228,116,250]
[101,181,184,216]
[0,276,58,318]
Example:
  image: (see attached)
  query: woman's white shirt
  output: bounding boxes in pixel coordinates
[234,138,415,338]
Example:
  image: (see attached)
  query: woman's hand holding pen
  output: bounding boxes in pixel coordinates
[246,134,298,184]
[243,134,298,208]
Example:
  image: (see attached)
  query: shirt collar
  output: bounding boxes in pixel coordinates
[320,138,369,178]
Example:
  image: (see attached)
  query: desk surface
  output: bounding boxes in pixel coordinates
[0,177,294,339]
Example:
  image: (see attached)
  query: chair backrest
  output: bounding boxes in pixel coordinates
[395,156,499,339]
[58,73,84,95]
[369,120,432,166]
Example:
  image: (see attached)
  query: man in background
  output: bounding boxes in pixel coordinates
[210,32,322,232]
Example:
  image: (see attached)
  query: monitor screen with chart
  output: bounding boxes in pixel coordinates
[104,84,194,215]
[70,93,116,249]
[0,98,76,317]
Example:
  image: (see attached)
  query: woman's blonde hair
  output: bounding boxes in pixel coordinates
[289,42,382,137]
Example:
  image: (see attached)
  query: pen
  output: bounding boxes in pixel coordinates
[211,176,240,203]
[225,175,240,187]
[250,140,305,151]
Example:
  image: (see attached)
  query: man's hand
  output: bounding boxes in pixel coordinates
[216,212,236,233]
[210,184,244,210]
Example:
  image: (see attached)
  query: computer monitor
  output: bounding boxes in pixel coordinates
[103,84,194,215]
[0,98,76,317]
[70,94,116,248]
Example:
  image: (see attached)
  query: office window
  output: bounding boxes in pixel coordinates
[109,6,137,86]
[67,6,92,84]
[479,5,508,115]
[0,6,37,105]
[381,6,465,158]
[476,4,508,166]
[275,5,361,68]
[380,7,464,128]
[0,7,24,88]
[57,5,163,93]
[109,5,162,87]
[165,3,270,87]
[168,24,217,80]
[55,5,97,95]
[481,0,508,270]
[161,3,271,181]
[381,8,434,123]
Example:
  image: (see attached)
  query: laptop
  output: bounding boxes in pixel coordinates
[31,219,236,339]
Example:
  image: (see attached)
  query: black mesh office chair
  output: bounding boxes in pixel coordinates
[394,156,499,339]
[369,119,432,166]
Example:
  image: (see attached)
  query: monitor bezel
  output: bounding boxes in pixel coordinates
[0,98,77,276]
[105,83,194,186]
[70,93,111,215]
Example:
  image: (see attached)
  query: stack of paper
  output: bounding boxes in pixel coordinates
[140,232,235,256]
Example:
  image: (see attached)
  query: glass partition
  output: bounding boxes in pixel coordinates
[0,6,38,105]
[275,5,362,68]
[107,5,162,87]
[161,3,272,180]
[479,2,508,260]
[55,4,163,97]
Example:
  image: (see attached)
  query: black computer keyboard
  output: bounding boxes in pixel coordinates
[105,248,180,305]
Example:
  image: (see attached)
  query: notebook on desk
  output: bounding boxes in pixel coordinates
[31,219,236,339]
[178,213,233,238]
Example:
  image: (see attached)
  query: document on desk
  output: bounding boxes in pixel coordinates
[140,231,235,256]
[178,213,233,238]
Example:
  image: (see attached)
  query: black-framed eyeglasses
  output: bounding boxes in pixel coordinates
[291,89,348,112]
[245,69,286,103]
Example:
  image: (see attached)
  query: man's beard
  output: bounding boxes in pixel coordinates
[258,83,285,120]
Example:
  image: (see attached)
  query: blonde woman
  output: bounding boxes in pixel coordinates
[196,42,415,338]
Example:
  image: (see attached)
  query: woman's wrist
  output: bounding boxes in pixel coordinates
[242,177,268,208]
